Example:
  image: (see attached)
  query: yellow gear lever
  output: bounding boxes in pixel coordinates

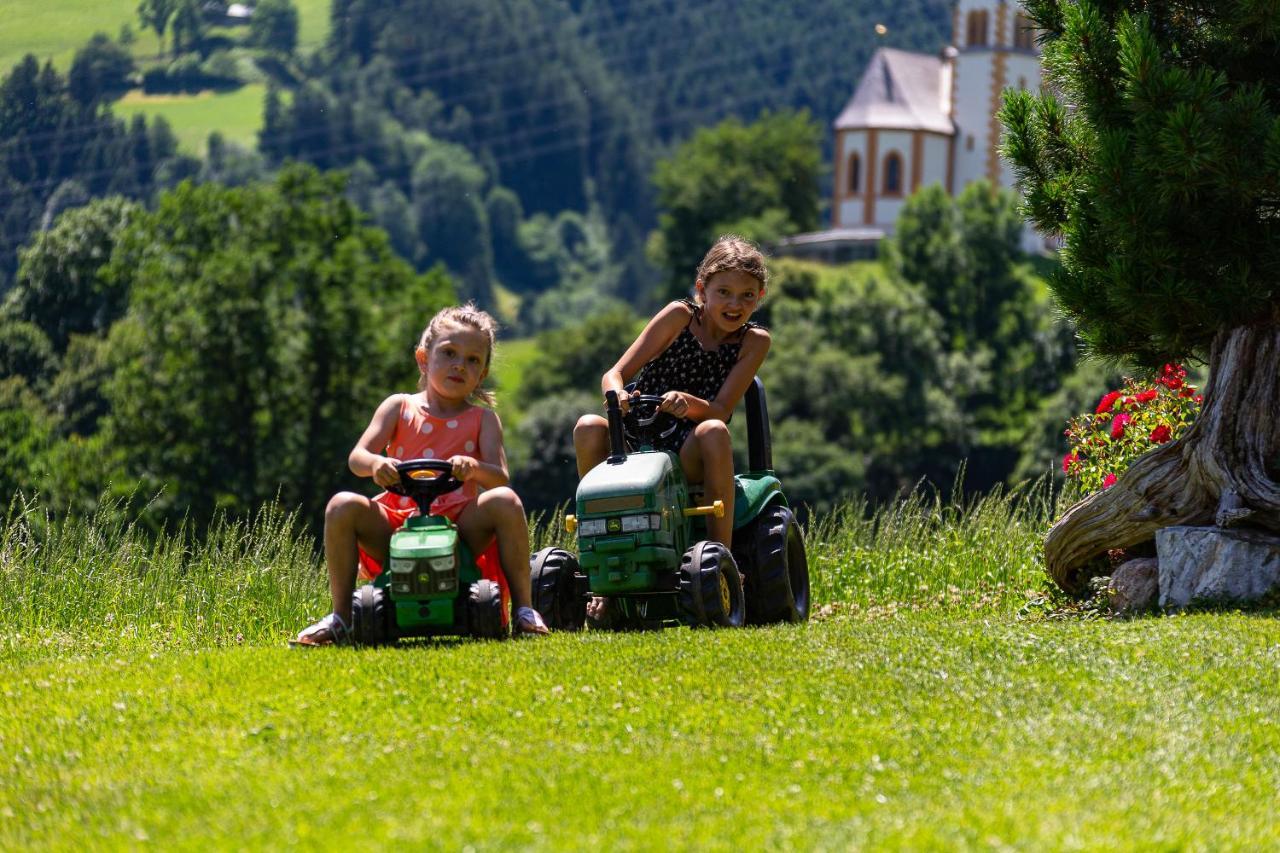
[682,500,724,518]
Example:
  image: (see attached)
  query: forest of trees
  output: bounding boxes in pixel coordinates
[0,0,1099,532]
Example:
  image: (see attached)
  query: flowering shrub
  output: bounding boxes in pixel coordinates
[1062,364,1202,494]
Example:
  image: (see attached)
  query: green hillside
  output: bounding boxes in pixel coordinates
[113,84,270,155]
[0,0,330,72]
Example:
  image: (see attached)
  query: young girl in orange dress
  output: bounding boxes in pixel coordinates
[293,304,549,645]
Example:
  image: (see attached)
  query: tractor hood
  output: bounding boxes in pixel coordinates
[577,451,672,512]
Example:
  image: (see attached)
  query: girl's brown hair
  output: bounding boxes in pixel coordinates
[695,234,770,299]
[416,303,498,407]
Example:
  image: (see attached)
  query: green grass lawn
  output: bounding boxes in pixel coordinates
[4,490,1277,847]
[0,0,331,74]
[112,84,269,156]
[0,1,161,74]
[292,0,332,50]
[5,615,1279,848]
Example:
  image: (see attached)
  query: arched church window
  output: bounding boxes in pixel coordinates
[967,9,989,47]
[848,153,861,194]
[883,152,902,196]
[1014,12,1035,50]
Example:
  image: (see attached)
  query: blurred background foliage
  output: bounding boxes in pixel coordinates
[0,0,1108,531]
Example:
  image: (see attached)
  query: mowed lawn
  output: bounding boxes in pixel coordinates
[113,84,270,156]
[0,0,331,72]
[4,490,1277,847]
[3,614,1279,848]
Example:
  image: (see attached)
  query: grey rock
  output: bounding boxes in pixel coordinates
[1108,558,1159,614]
[1156,526,1280,608]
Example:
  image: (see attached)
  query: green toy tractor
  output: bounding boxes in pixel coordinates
[348,459,507,644]
[530,378,809,631]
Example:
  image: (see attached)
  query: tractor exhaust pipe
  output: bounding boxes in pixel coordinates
[604,389,627,464]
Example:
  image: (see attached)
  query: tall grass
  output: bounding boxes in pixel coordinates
[0,482,1060,651]
[806,480,1059,609]
[0,494,322,650]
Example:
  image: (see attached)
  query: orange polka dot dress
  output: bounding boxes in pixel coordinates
[358,394,507,612]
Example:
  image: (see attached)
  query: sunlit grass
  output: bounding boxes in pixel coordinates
[112,84,269,156]
[0,0,330,73]
[4,490,1280,847]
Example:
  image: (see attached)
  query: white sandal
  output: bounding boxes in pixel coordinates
[290,612,350,647]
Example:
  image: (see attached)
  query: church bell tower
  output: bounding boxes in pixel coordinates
[949,0,1042,193]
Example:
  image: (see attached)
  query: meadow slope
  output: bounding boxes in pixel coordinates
[3,491,1277,848]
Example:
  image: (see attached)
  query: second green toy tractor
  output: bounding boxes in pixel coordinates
[531,378,809,631]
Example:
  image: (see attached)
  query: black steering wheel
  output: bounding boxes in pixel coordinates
[385,458,463,512]
[624,394,678,446]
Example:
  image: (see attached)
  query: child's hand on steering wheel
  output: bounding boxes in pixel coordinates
[607,388,641,415]
[449,454,480,482]
[372,455,401,488]
[658,390,691,419]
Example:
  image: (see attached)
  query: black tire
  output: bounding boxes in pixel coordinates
[350,584,393,646]
[678,541,746,629]
[530,547,587,631]
[468,579,507,640]
[735,504,810,625]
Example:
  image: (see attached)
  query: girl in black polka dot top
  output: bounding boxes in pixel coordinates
[573,234,772,557]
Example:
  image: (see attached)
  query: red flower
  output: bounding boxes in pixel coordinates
[1135,389,1158,404]
[1103,473,1118,489]
[1062,452,1079,473]
[1111,413,1131,439]
[1194,395,1203,404]
[1159,363,1186,390]
[1150,424,1172,444]
[1096,391,1123,414]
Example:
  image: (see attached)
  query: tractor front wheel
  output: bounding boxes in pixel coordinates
[350,584,393,646]
[678,541,745,628]
[530,547,587,631]
[468,579,507,640]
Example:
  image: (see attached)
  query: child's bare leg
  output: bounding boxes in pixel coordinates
[324,492,393,623]
[680,419,734,548]
[575,414,612,618]
[456,487,533,611]
[573,414,611,478]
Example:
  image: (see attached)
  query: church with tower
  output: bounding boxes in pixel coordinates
[779,0,1045,260]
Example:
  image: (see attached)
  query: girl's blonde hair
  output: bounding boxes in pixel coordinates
[416,302,498,407]
[694,234,770,302]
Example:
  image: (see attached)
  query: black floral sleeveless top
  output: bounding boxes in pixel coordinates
[627,299,760,451]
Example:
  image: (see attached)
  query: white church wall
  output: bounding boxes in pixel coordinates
[952,49,992,189]
[920,135,950,190]
[836,130,869,226]
[874,130,914,227]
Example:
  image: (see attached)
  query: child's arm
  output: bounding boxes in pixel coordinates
[348,394,405,488]
[601,301,693,399]
[660,327,772,423]
[449,408,510,490]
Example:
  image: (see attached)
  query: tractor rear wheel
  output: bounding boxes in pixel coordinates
[530,547,587,631]
[350,584,393,646]
[735,504,810,624]
[468,579,507,640]
[678,541,746,628]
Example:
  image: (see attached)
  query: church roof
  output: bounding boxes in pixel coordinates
[835,47,954,135]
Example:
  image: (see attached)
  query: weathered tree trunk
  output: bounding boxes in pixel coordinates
[1046,324,1280,593]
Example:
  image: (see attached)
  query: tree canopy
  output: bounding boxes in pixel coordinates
[1001,0,1280,365]
[650,110,822,301]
